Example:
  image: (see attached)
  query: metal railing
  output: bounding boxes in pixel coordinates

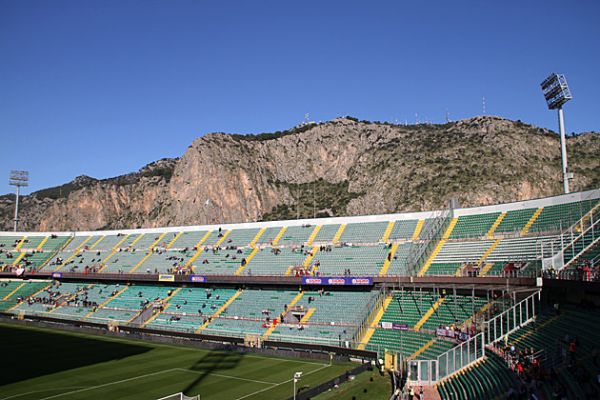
[406,208,452,276]
[404,290,540,385]
[406,333,485,385]
[539,197,600,271]
[483,291,540,344]
[353,284,388,344]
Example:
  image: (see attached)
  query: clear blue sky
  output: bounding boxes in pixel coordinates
[1,0,599,194]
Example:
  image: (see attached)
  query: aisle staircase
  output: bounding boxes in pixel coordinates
[521,208,543,235]
[84,286,129,319]
[271,227,286,246]
[379,243,399,276]
[417,218,458,277]
[235,247,259,275]
[89,236,105,250]
[2,283,25,301]
[306,226,321,246]
[195,289,243,333]
[249,228,266,248]
[414,297,446,331]
[262,291,304,340]
[332,224,346,244]
[486,212,506,239]
[412,220,425,241]
[468,239,501,277]
[166,232,183,249]
[357,294,393,350]
[302,246,319,268]
[214,230,231,247]
[381,221,395,242]
[184,232,213,269]
[15,237,27,251]
[142,288,182,327]
[35,237,49,251]
[129,252,154,274]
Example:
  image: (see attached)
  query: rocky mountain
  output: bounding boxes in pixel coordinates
[1,116,598,232]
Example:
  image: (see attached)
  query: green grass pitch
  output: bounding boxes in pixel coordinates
[0,322,356,400]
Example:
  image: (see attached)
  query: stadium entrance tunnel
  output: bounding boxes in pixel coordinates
[0,323,152,386]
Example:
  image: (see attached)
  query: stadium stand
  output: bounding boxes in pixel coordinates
[269,289,377,345]
[339,221,388,243]
[147,287,238,332]
[449,212,501,239]
[388,219,420,240]
[364,290,489,361]
[221,228,259,247]
[2,189,600,399]
[0,280,50,310]
[312,224,341,243]
[310,245,388,276]
[437,304,600,400]
[244,247,306,275]
[1,190,597,279]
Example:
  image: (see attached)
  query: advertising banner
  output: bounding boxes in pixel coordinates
[301,277,373,286]
[381,322,409,330]
[158,274,175,282]
[392,323,409,331]
[436,328,470,341]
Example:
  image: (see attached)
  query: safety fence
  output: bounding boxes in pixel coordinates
[405,290,540,385]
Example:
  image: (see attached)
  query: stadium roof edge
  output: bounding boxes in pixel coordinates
[1,188,597,237]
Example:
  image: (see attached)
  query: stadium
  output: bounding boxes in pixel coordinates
[1,187,599,399]
[2,2,600,400]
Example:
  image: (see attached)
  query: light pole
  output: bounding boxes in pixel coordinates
[9,170,29,232]
[293,371,302,400]
[541,73,573,194]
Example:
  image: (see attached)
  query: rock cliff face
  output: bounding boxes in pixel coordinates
[1,116,598,231]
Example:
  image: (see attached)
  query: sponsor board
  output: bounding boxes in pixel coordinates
[303,278,323,285]
[158,274,175,282]
[436,328,470,341]
[393,323,409,331]
[51,272,62,279]
[381,322,409,330]
[301,277,373,286]
[189,275,207,283]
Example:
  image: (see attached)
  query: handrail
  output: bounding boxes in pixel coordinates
[539,203,600,271]
[407,208,452,275]
[353,283,387,344]
[404,290,540,385]
[483,290,540,344]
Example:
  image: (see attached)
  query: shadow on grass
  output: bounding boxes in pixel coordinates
[0,324,151,385]
[182,350,245,395]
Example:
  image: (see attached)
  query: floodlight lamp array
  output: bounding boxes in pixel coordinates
[9,170,29,187]
[541,73,572,110]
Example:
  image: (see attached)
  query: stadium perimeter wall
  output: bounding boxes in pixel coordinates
[0,312,377,361]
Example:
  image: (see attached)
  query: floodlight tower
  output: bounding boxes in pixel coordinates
[541,73,573,194]
[9,170,29,231]
[293,372,302,400]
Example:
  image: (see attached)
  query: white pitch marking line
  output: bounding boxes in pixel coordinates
[0,387,87,400]
[233,354,326,366]
[175,368,277,385]
[38,368,180,400]
[233,363,331,400]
